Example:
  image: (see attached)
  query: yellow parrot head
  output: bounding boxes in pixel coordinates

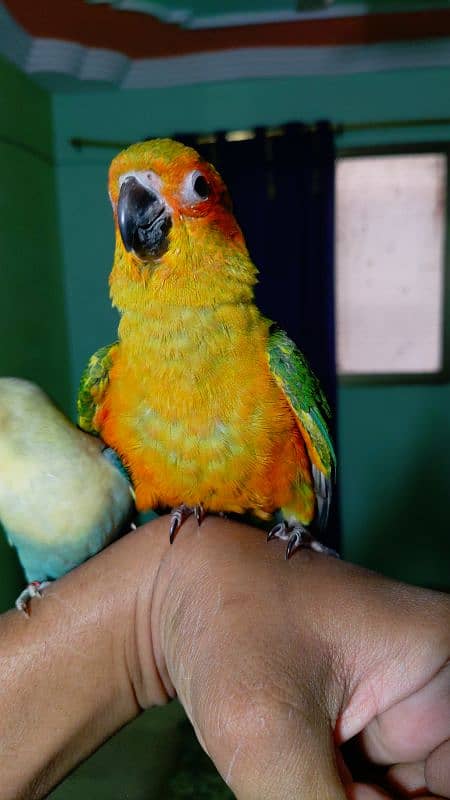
[108,138,257,309]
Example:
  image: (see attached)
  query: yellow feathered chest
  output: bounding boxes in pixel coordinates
[96,301,311,519]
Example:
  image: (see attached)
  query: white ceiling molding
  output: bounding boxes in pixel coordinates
[85,1,450,29]
[1,4,450,92]
[90,0,193,25]
[87,0,348,28]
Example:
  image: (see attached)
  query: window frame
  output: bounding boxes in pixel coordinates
[336,142,450,386]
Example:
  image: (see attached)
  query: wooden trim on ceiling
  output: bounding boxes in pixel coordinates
[5,0,450,60]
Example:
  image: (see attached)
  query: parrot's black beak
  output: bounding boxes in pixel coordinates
[117,176,172,260]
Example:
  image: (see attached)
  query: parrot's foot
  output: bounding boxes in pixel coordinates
[15,581,52,616]
[267,521,339,560]
[169,503,205,544]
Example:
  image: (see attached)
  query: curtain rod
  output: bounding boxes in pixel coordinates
[70,116,450,150]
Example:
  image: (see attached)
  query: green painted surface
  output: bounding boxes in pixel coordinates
[48,701,234,799]
[338,384,450,587]
[49,703,187,800]
[0,56,70,406]
[54,69,450,165]
[0,56,71,610]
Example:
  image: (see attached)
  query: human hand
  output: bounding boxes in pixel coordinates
[145,516,450,799]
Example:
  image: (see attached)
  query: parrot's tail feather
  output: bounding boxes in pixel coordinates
[312,464,332,531]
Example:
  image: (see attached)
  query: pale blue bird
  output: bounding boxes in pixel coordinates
[0,378,135,613]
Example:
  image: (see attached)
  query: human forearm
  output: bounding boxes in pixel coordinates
[0,519,171,799]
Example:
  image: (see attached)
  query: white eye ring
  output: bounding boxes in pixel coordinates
[183,170,211,203]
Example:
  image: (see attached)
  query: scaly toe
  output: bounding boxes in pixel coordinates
[285,526,339,560]
[15,581,51,616]
[309,540,339,558]
[268,520,339,560]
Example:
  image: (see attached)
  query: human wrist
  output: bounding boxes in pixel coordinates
[118,515,175,708]
[148,515,351,798]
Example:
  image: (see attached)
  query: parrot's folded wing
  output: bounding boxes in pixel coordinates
[77,342,118,433]
[267,326,336,529]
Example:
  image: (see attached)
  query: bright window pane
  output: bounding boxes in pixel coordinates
[336,153,446,375]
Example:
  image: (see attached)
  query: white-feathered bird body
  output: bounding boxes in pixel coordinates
[0,378,133,582]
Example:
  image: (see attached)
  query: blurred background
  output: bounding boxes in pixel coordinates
[1,0,449,796]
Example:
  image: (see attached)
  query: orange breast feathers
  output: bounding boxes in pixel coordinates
[95,306,314,522]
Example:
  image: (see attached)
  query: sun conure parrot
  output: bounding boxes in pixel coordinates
[77,138,336,558]
[0,378,134,612]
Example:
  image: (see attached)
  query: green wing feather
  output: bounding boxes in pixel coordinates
[267,326,336,528]
[77,342,118,434]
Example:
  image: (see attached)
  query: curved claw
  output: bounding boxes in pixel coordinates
[285,532,302,560]
[169,505,190,544]
[267,521,287,542]
[169,515,180,544]
[194,503,205,526]
[169,503,208,544]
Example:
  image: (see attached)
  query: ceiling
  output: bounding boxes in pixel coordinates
[1,0,450,91]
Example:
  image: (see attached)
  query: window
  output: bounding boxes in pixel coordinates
[335,150,447,380]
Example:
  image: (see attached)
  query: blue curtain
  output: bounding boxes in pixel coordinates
[178,123,339,550]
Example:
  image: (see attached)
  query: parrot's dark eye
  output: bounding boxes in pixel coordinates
[192,173,210,200]
[182,170,212,206]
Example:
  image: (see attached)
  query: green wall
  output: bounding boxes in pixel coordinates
[0,56,70,407]
[0,56,71,608]
[52,67,450,590]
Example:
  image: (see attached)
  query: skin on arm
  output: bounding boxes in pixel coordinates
[0,515,449,800]
[0,519,170,799]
